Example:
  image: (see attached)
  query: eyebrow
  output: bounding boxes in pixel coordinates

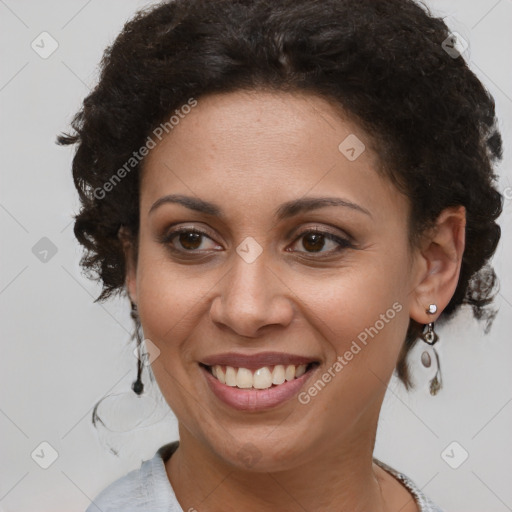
[148,194,372,220]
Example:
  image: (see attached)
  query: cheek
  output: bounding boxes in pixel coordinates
[300,272,410,434]
[134,253,207,418]
[314,255,411,379]
[137,275,200,353]
[134,244,201,357]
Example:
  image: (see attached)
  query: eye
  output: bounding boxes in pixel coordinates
[158,225,353,257]
[288,227,353,255]
[160,227,221,253]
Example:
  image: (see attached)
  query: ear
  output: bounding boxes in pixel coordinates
[118,225,138,306]
[409,206,466,324]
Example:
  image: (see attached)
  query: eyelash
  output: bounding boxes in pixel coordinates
[159,226,353,257]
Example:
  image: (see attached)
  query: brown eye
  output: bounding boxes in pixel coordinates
[301,232,327,252]
[161,228,220,253]
[177,231,203,251]
[158,226,352,258]
[290,229,352,255]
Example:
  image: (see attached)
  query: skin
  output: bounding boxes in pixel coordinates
[121,90,466,512]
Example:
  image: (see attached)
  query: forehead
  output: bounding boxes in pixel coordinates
[139,90,407,226]
[142,89,371,174]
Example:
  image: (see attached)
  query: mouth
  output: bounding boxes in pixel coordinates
[198,351,321,411]
[199,362,320,391]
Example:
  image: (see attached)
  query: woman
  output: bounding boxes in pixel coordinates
[58,0,503,510]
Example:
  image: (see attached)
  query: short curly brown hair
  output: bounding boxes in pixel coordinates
[57,0,503,390]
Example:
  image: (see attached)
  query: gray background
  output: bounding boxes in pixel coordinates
[1,0,511,510]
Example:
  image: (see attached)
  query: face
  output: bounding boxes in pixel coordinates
[125,90,422,471]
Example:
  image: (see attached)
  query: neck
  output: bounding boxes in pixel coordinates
[165,420,398,512]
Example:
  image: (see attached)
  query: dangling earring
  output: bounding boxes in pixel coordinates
[420,304,442,396]
[130,302,144,395]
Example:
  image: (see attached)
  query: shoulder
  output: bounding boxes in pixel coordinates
[373,458,444,512]
[85,441,180,512]
[85,464,146,512]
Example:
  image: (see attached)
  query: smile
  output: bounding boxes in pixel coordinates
[204,363,317,390]
[199,360,320,411]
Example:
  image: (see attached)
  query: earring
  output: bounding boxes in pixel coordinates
[130,302,144,395]
[420,304,442,396]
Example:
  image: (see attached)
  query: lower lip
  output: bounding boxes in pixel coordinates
[200,364,318,411]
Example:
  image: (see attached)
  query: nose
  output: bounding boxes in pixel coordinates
[209,250,295,338]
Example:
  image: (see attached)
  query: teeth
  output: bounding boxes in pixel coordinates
[253,367,272,389]
[210,363,310,390]
[216,366,226,384]
[272,364,286,385]
[295,364,307,378]
[225,366,237,387]
[236,368,253,388]
[285,364,295,381]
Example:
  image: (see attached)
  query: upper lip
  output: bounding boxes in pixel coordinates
[200,351,319,370]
